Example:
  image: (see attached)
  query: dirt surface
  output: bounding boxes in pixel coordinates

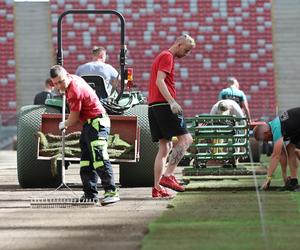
[0,151,174,250]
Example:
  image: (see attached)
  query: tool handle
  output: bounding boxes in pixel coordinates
[61,93,66,184]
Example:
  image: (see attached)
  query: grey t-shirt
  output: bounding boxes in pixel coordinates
[75,61,118,95]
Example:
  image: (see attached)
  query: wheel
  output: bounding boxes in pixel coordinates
[17,105,62,188]
[249,137,261,162]
[119,104,158,187]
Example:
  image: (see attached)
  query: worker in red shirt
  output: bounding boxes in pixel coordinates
[50,65,119,205]
[148,34,196,198]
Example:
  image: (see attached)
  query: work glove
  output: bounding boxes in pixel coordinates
[59,121,66,131]
[169,99,182,114]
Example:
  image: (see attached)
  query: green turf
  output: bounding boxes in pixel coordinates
[142,156,300,250]
[142,191,300,250]
[184,155,288,190]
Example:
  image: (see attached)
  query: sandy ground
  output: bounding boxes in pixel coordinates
[0,150,174,250]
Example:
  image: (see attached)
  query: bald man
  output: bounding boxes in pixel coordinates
[148,34,195,198]
[253,107,300,190]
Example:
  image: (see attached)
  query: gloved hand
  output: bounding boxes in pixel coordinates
[260,176,271,190]
[107,96,114,104]
[169,99,182,114]
[59,121,66,131]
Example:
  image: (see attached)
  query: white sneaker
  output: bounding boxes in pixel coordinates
[101,190,120,205]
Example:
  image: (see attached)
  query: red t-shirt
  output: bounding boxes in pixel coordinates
[148,50,175,104]
[66,75,106,122]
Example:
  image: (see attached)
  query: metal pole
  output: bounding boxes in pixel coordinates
[57,9,126,101]
[61,92,66,184]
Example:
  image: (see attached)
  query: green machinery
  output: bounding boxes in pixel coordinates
[17,10,158,188]
[183,114,253,176]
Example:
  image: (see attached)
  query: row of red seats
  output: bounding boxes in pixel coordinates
[49,0,276,120]
[0,2,16,116]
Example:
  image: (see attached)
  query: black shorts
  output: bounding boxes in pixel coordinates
[290,135,300,149]
[148,102,189,142]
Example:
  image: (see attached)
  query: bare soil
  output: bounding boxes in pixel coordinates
[0,151,172,250]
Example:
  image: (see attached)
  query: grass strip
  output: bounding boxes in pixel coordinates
[142,191,300,250]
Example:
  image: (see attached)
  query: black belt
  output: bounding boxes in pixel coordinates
[85,113,107,124]
[148,102,168,108]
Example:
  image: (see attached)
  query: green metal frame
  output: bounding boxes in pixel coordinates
[186,115,250,167]
[45,98,63,108]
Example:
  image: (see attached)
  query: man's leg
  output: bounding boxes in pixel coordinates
[159,133,193,192]
[164,133,193,176]
[80,165,99,199]
[96,159,116,191]
[96,159,120,205]
[279,149,288,183]
[89,119,119,205]
[294,141,300,160]
[287,143,298,178]
[286,143,299,190]
[295,148,300,160]
[154,139,172,189]
[80,127,99,199]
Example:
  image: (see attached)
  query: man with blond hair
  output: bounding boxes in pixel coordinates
[148,34,195,198]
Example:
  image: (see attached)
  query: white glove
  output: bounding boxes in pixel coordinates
[59,121,66,130]
[169,100,182,114]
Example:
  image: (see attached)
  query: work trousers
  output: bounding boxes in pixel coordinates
[79,115,116,198]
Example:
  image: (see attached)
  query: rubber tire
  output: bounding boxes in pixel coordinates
[119,104,158,187]
[249,137,261,162]
[17,105,62,188]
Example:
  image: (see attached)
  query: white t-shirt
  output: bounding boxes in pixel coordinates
[210,99,245,118]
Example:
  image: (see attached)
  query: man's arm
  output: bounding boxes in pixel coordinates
[241,100,251,121]
[107,65,120,96]
[261,138,283,189]
[238,90,251,120]
[156,71,173,102]
[64,111,80,127]
[268,138,283,176]
[156,71,182,114]
[109,74,120,96]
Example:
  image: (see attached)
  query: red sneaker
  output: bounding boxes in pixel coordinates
[152,187,172,198]
[170,175,181,185]
[159,175,185,192]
